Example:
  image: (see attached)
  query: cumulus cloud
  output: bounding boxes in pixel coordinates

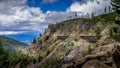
[0,0,77,34]
[42,0,57,4]
[0,0,112,35]
[67,0,111,15]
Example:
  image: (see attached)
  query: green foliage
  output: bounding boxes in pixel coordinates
[69,42,74,46]
[41,57,57,68]
[75,38,78,41]
[32,38,37,44]
[44,35,50,42]
[109,26,119,40]
[111,0,120,24]
[82,45,92,56]
[111,0,120,14]
[0,42,9,68]
[87,45,92,54]
[94,27,101,39]
[38,39,42,45]
[8,51,31,68]
[48,24,57,34]
[104,6,107,13]
[65,49,71,56]
[83,18,92,22]
[115,16,120,24]
[37,46,51,62]
[19,55,30,68]
[99,12,118,22]
[39,33,42,37]
[37,55,44,62]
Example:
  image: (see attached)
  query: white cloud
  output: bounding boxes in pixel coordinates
[0,31,27,35]
[67,0,111,15]
[0,0,112,35]
[0,4,77,32]
[0,6,32,27]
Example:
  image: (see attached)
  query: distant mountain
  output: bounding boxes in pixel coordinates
[0,36,28,53]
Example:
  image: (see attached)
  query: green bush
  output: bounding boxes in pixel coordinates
[109,26,119,40]
[82,45,92,56]
[0,42,9,68]
[69,42,74,46]
[0,47,9,68]
[37,55,43,62]
[44,35,50,42]
[87,45,92,54]
[94,27,101,40]
[19,55,30,68]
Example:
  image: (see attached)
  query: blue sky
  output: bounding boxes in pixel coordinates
[27,0,73,12]
[0,0,111,44]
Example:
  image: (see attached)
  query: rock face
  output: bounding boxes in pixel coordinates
[80,36,102,43]
[75,43,120,68]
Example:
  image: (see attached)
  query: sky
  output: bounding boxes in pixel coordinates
[0,0,111,44]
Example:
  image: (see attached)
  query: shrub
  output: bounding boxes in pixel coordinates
[69,42,74,46]
[38,39,42,45]
[19,55,30,68]
[37,55,43,62]
[115,16,120,24]
[87,45,92,54]
[75,38,78,41]
[109,26,119,41]
[94,27,101,39]
[0,42,9,68]
[82,45,92,56]
[44,35,50,42]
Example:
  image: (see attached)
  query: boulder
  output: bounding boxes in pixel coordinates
[75,43,120,68]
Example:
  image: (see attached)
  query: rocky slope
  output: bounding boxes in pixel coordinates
[21,12,119,68]
[8,12,120,68]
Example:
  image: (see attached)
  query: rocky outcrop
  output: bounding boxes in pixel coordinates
[80,36,102,43]
[74,43,120,68]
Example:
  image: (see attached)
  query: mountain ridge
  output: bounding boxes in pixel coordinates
[22,12,120,68]
[0,35,28,53]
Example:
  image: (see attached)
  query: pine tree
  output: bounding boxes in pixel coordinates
[111,0,120,41]
[105,6,107,13]
[108,6,111,12]
[111,0,120,14]
[32,38,37,44]
[39,33,42,37]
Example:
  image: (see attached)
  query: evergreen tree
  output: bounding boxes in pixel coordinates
[39,33,42,37]
[32,38,37,44]
[111,0,120,41]
[111,0,120,14]
[0,41,9,68]
[105,6,107,13]
[75,13,77,17]
[91,12,95,23]
[108,6,111,12]
[0,41,1,45]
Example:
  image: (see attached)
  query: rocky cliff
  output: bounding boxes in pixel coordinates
[21,12,119,68]
[9,12,120,68]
